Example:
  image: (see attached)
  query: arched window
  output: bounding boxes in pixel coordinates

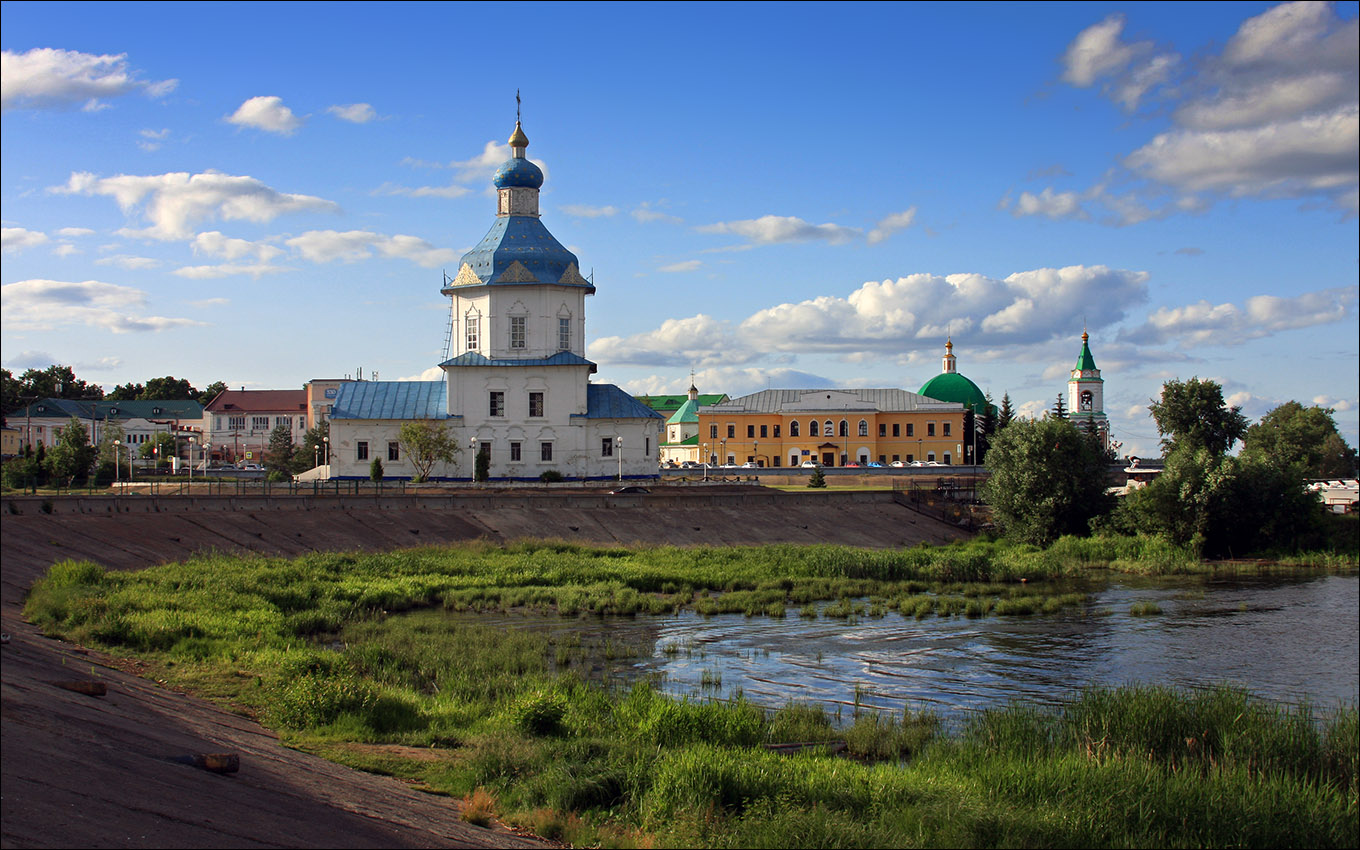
[839,420,848,437]
[789,420,800,437]
[858,419,868,437]
[1080,391,1093,411]
[826,420,836,437]
[809,420,819,437]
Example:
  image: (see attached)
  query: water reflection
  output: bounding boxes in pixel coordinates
[450,573,1359,724]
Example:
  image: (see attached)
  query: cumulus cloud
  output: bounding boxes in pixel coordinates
[226,95,304,135]
[56,227,94,238]
[1052,2,1360,218]
[284,229,457,268]
[138,127,170,152]
[867,208,917,244]
[373,181,471,199]
[622,366,835,399]
[327,102,377,123]
[632,202,683,224]
[1,48,177,111]
[2,227,49,253]
[1,278,203,333]
[1009,188,1086,220]
[191,230,283,262]
[561,204,618,218]
[52,169,339,241]
[173,263,291,280]
[657,259,702,273]
[697,214,860,246]
[1120,285,1357,347]
[592,265,1149,368]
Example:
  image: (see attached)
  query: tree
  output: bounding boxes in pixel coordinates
[95,420,127,469]
[807,466,827,488]
[975,392,997,465]
[45,417,96,486]
[370,457,385,482]
[105,382,146,401]
[140,432,177,469]
[142,376,199,400]
[397,420,460,482]
[1148,377,1248,457]
[265,424,295,472]
[1241,402,1357,478]
[996,393,1015,432]
[198,381,228,406]
[13,365,103,403]
[1051,394,1068,420]
[978,416,1111,546]
[294,420,330,473]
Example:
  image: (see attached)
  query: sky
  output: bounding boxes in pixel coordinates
[2,1,1357,458]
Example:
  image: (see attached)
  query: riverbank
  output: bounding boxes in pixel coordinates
[19,539,1359,848]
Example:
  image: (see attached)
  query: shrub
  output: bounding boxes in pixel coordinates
[539,469,564,483]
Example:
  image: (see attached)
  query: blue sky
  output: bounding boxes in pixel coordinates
[3,1,1356,457]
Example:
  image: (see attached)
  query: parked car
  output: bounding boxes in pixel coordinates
[609,485,651,494]
[889,460,907,468]
[800,460,821,468]
[866,461,885,468]
[740,461,759,468]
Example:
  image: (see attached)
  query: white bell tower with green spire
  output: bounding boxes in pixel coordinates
[1068,330,1109,449]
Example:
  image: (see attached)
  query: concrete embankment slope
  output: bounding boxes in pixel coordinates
[0,490,966,849]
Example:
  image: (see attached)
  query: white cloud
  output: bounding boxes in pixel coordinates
[226,95,304,135]
[1121,285,1357,347]
[589,314,758,368]
[1,47,176,111]
[53,243,80,257]
[561,204,618,218]
[94,254,160,270]
[283,229,458,268]
[0,279,203,333]
[1010,188,1086,220]
[191,230,283,262]
[2,227,49,253]
[632,202,683,224]
[1312,394,1356,413]
[190,298,230,307]
[697,214,860,245]
[52,170,339,241]
[138,127,170,152]
[173,263,291,280]
[657,259,701,273]
[622,366,835,399]
[56,227,94,237]
[373,181,472,199]
[867,208,917,244]
[327,103,377,123]
[1059,14,1178,110]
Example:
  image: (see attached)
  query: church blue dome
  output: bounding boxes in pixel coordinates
[493,157,543,189]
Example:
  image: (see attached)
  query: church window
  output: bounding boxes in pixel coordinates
[540,442,553,462]
[858,419,868,437]
[826,420,836,437]
[529,392,544,417]
[465,316,479,351]
[1080,391,1093,411]
[510,442,522,462]
[357,441,369,461]
[489,392,505,417]
[388,442,400,462]
[809,420,818,437]
[789,420,799,437]
[558,317,571,351]
[601,437,614,457]
[943,422,951,437]
[510,316,526,349]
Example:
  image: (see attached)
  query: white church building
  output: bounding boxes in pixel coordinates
[327,116,662,481]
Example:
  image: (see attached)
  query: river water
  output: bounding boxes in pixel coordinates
[454,572,1359,723]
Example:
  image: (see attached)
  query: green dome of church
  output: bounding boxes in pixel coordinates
[918,340,991,413]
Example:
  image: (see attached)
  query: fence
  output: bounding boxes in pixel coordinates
[891,476,988,531]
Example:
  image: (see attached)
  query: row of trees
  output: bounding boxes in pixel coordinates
[2,365,228,421]
[981,377,1357,556]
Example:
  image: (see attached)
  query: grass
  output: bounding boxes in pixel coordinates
[20,539,1359,848]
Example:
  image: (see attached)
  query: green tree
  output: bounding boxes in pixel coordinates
[1051,394,1068,420]
[474,445,490,483]
[370,457,385,482]
[807,466,827,488]
[14,365,103,402]
[1149,377,1248,457]
[142,376,199,400]
[979,416,1111,546]
[294,420,330,472]
[397,420,460,482]
[198,381,228,406]
[95,420,127,469]
[1241,402,1357,478]
[140,432,177,470]
[265,424,295,472]
[996,393,1015,431]
[45,417,96,486]
[975,392,997,465]
[105,382,145,401]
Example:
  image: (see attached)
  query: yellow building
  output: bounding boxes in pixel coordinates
[697,389,968,468]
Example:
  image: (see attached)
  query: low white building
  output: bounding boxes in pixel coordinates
[328,115,661,481]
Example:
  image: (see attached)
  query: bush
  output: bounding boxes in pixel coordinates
[369,457,384,482]
[807,468,827,488]
[539,469,564,483]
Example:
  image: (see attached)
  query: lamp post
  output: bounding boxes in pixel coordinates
[188,436,196,484]
[615,435,623,482]
[203,443,210,475]
[113,440,121,486]
[720,439,726,468]
[753,439,759,468]
[323,435,329,467]
[701,442,708,481]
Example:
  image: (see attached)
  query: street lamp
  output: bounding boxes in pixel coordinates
[323,435,330,467]
[701,442,708,482]
[113,440,121,486]
[753,439,759,468]
[615,435,623,482]
[188,436,196,484]
[203,443,211,476]
[720,439,726,468]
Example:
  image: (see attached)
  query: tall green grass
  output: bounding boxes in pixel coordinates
[20,541,1358,848]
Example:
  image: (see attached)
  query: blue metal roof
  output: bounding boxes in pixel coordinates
[329,381,451,420]
[457,216,590,289]
[493,157,544,189]
[438,351,597,370]
[582,384,665,420]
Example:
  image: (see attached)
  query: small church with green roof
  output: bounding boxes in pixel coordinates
[918,340,991,415]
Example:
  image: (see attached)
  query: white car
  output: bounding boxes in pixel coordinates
[889,460,906,468]
[740,461,759,469]
[800,460,821,468]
